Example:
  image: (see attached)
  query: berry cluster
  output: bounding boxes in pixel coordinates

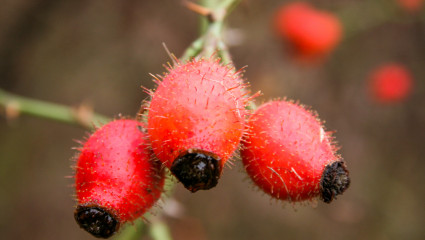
[73,58,350,238]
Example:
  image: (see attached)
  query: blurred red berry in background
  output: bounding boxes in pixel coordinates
[273,2,342,62]
[369,63,413,104]
[396,0,424,12]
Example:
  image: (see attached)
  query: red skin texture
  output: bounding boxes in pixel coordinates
[369,63,413,103]
[147,58,248,169]
[75,119,164,222]
[241,101,339,202]
[397,0,424,12]
[274,2,342,61]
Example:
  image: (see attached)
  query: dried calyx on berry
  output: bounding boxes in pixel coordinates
[74,206,119,238]
[171,149,222,192]
[320,161,350,203]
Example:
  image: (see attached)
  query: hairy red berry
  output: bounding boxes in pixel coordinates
[397,0,424,12]
[369,63,413,104]
[274,2,342,60]
[74,119,164,238]
[147,58,249,192]
[241,100,349,203]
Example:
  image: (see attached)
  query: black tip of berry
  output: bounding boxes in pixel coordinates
[171,150,222,192]
[74,205,119,238]
[320,161,350,203]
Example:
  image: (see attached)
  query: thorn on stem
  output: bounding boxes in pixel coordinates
[73,102,94,128]
[182,0,215,22]
[5,101,20,120]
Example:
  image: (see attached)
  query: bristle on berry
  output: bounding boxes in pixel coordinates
[147,58,252,192]
[74,120,164,238]
[241,100,350,203]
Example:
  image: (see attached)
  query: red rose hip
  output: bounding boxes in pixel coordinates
[241,100,350,203]
[147,58,249,192]
[274,2,342,60]
[74,119,164,238]
[369,63,413,103]
[397,0,424,12]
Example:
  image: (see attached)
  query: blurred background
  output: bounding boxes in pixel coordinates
[0,0,424,239]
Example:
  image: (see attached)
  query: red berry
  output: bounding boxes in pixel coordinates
[274,2,342,61]
[369,63,413,103]
[240,100,349,203]
[397,0,424,12]
[74,119,164,238]
[147,58,249,192]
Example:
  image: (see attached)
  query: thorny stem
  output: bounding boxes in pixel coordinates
[0,88,109,128]
[180,0,242,65]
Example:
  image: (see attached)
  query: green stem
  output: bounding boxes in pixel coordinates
[113,219,145,240]
[217,40,232,65]
[149,219,173,240]
[180,36,204,61]
[217,0,242,14]
[0,89,109,128]
[202,19,224,58]
[180,0,242,63]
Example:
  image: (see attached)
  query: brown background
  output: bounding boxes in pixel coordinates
[0,0,424,239]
